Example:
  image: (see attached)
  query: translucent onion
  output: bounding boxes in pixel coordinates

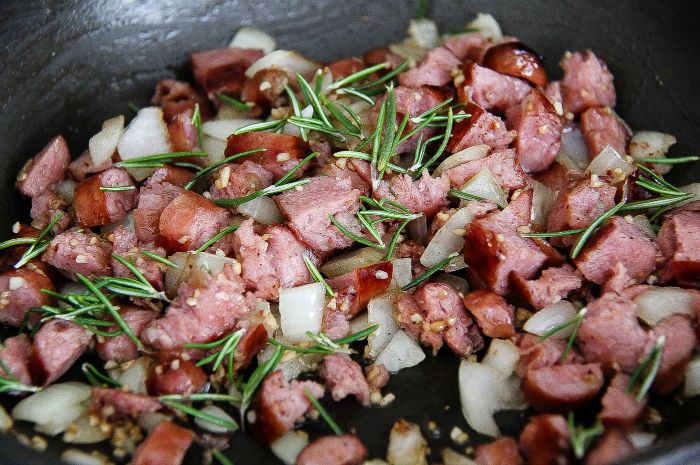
[586,145,633,178]
[63,414,110,444]
[202,119,262,141]
[482,339,520,376]
[629,131,676,175]
[237,196,284,224]
[466,13,503,41]
[391,258,413,289]
[375,330,425,373]
[523,301,577,339]
[458,168,507,208]
[164,252,241,298]
[458,361,503,437]
[632,214,656,238]
[683,358,700,398]
[137,412,171,433]
[61,449,109,465]
[89,115,124,167]
[320,247,384,278]
[441,448,478,465]
[432,273,470,295]
[245,50,320,80]
[367,295,400,360]
[108,357,150,394]
[279,282,325,343]
[117,107,171,181]
[56,179,77,204]
[193,405,237,433]
[407,19,440,49]
[229,26,277,54]
[433,144,490,176]
[257,339,321,381]
[627,431,657,450]
[101,210,135,236]
[13,382,92,435]
[556,125,588,171]
[270,430,309,465]
[201,134,228,166]
[530,180,557,226]
[634,287,695,326]
[0,405,11,432]
[386,419,429,465]
[421,207,474,268]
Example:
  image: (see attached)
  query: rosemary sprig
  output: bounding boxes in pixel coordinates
[114,151,207,168]
[415,107,453,174]
[0,237,36,250]
[305,388,342,435]
[328,62,389,91]
[192,103,204,147]
[539,307,588,362]
[376,87,398,179]
[385,218,412,260]
[240,344,284,422]
[330,214,384,249]
[159,393,240,403]
[303,255,334,297]
[351,60,409,94]
[636,156,698,164]
[233,119,287,135]
[213,178,311,207]
[128,102,140,113]
[627,336,666,401]
[217,92,250,112]
[618,194,694,212]
[634,163,678,192]
[401,252,459,291]
[447,188,491,204]
[567,412,604,459]
[286,116,347,141]
[270,325,379,356]
[333,152,408,174]
[336,88,375,105]
[82,362,121,387]
[194,224,241,253]
[99,185,135,192]
[0,356,41,394]
[297,73,332,128]
[212,450,235,465]
[162,399,238,431]
[520,227,588,238]
[635,178,686,197]
[416,0,429,19]
[570,201,626,259]
[184,148,267,190]
[274,151,318,186]
[14,213,64,268]
[185,329,244,385]
[284,84,308,141]
[140,250,177,268]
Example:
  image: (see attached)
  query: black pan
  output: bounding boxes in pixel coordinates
[1,1,699,464]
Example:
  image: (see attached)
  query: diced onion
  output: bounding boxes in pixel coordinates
[421,207,474,268]
[683,358,700,398]
[407,19,440,49]
[376,330,425,373]
[279,282,325,343]
[634,287,695,326]
[556,125,588,171]
[270,430,309,465]
[63,414,110,444]
[458,361,503,437]
[632,214,656,238]
[164,252,241,297]
[586,145,633,178]
[137,412,171,433]
[466,13,503,41]
[627,431,657,449]
[386,419,429,465]
[530,180,557,226]
[61,449,109,465]
[13,382,92,435]
[432,273,470,295]
[433,144,490,176]
[459,168,507,208]
[320,247,384,278]
[679,183,700,207]
[89,115,124,167]
[245,50,320,80]
[348,312,369,334]
[237,196,284,224]
[101,210,135,236]
[201,134,228,166]
[117,107,171,181]
[629,131,676,175]
[367,295,400,359]
[108,357,150,394]
[229,26,277,54]
[441,448,478,465]
[194,405,237,433]
[202,119,262,141]
[482,338,520,376]
[391,258,413,289]
[389,41,426,64]
[0,405,12,432]
[444,254,468,273]
[523,301,577,339]
[56,179,77,204]
[257,338,321,381]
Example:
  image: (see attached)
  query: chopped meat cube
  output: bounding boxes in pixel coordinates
[560,50,616,115]
[16,135,70,198]
[232,219,278,300]
[297,435,368,465]
[43,229,112,278]
[373,171,449,218]
[207,161,274,208]
[584,429,635,465]
[147,358,208,396]
[241,68,290,111]
[73,167,137,227]
[96,306,157,363]
[144,165,194,188]
[134,182,184,245]
[580,106,631,158]
[152,79,211,123]
[225,132,310,181]
[92,388,161,421]
[598,372,647,428]
[167,108,199,153]
[652,314,697,395]
[511,265,583,310]
[522,363,604,412]
[475,437,524,465]
[445,149,527,193]
[447,102,515,153]
[32,319,92,385]
[462,290,516,338]
[519,414,572,465]
[110,225,166,290]
[0,267,55,327]
[190,48,264,97]
[319,353,371,405]
[0,334,33,386]
[265,224,317,289]
[656,210,700,287]
[68,150,112,181]
[30,189,70,234]
[459,63,532,114]
[443,32,488,61]
[328,261,392,318]
[398,47,461,88]
[131,420,193,465]
[514,333,584,379]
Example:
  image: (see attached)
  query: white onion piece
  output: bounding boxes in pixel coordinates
[376,330,425,373]
[257,339,321,381]
[432,273,469,295]
[89,115,124,167]
[458,361,503,437]
[202,119,262,141]
[386,419,429,465]
[389,41,426,63]
[433,144,490,176]
[530,180,557,226]
[441,448,478,465]
[164,252,189,297]
[270,430,309,465]
[459,168,507,208]
[629,131,676,175]
[524,301,577,339]
[216,103,251,120]
[229,26,276,54]
[634,287,695,326]
[245,50,320,80]
[391,258,413,289]
[164,252,241,297]
[108,357,149,394]
[367,295,400,359]
[138,412,171,433]
[421,207,474,268]
[587,145,633,178]
[117,107,171,181]
[679,183,700,207]
[194,405,237,433]
[320,247,384,278]
[632,215,656,238]
[627,431,657,449]
[201,134,227,166]
[56,178,77,204]
[557,126,588,171]
[13,382,92,435]
[684,358,700,398]
[0,405,11,432]
[466,13,503,41]
[408,19,440,49]
[349,312,369,334]
[63,414,109,444]
[279,282,325,343]
[61,449,109,465]
[482,339,520,376]
[237,196,284,224]
[444,254,468,273]
[101,210,135,236]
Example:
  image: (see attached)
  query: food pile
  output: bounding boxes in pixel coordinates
[1,9,699,465]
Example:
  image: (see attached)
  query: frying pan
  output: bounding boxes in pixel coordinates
[1,0,699,463]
